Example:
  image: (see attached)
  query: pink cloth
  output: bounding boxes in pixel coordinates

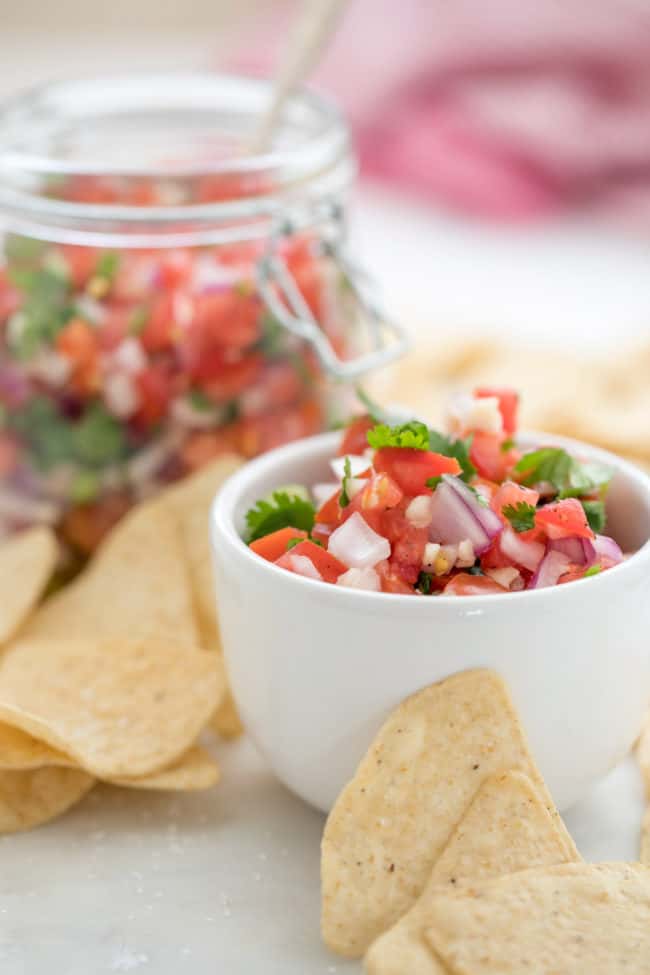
[231,0,650,223]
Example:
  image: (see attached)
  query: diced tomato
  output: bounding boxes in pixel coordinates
[0,270,20,322]
[535,498,594,540]
[373,447,461,495]
[341,472,403,533]
[180,429,239,471]
[249,527,308,562]
[239,362,304,416]
[133,366,172,428]
[56,318,100,394]
[474,387,519,435]
[284,237,322,319]
[376,559,413,594]
[315,489,342,528]
[155,251,193,289]
[233,399,323,458]
[491,481,540,516]
[338,415,374,457]
[283,539,347,583]
[198,353,264,402]
[390,527,428,584]
[470,432,518,482]
[192,289,261,351]
[443,573,508,596]
[0,435,18,476]
[141,293,181,353]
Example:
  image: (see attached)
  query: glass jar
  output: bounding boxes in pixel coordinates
[0,73,405,555]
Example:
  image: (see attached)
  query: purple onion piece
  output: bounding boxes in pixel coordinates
[528,549,571,589]
[429,476,503,555]
[593,533,624,564]
[548,535,596,566]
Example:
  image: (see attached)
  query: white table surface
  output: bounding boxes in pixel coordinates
[1,191,649,973]
[0,738,644,974]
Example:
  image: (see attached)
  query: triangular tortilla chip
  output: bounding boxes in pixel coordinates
[365,770,579,975]
[165,457,244,738]
[0,636,222,777]
[321,670,557,958]
[14,496,199,647]
[0,722,71,769]
[0,527,58,645]
[424,863,650,975]
[111,745,219,791]
[0,766,94,833]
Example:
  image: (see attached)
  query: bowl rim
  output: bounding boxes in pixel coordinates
[211,429,650,610]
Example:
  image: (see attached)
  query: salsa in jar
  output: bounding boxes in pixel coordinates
[0,74,404,555]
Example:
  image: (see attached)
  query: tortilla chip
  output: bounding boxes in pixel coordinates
[165,455,241,649]
[637,713,650,797]
[0,636,222,778]
[365,770,579,975]
[166,457,244,739]
[210,692,245,740]
[111,745,219,791]
[321,670,556,958]
[15,496,200,648]
[0,722,72,770]
[424,863,650,975]
[0,766,94,833]
[642,810,650,866]
[0,527,58,645]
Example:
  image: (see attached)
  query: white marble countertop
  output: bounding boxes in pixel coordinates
[0,737,644,974]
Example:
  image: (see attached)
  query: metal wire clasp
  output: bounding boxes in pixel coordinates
[256,201,409,381]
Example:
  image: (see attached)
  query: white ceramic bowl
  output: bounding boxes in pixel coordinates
[211,431,650,813]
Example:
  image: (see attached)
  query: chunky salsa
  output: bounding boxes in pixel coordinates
[0,174,343,554]
[245,388,624,594]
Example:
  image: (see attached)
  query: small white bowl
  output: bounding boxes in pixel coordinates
[211,431,650,813]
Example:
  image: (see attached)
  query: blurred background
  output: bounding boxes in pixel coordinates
[4,0,650,351]
[1,0,649,482]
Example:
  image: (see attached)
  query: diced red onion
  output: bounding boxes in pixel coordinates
[548,535,596,566]
[428,476,503,555]
[330,455,370,480]
[312,482,340,508]
[328,511,391,568]
[528,549,571,589]
[500,527,545,572]
[593,533,624,564]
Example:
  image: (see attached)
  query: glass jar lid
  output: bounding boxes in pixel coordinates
[0,73,356,246]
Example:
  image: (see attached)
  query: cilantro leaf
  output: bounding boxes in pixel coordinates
[7,266,73,360]
[425,476,442,491]
[428,430,476,483]
[94,251,120,283]
[339,456,353,507]
[502,501,536,533]
[584,564,602,577]
[245,491,315,543]
[515,448,612,499]
[581,499,606,533]
[71,404,127,468]
[367,421,430,451]
[416,571,432,594]
[501,437,515,453]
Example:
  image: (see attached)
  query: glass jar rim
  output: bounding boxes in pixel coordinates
[0,72,355,245]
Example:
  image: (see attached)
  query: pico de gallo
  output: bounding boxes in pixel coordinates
[0,174,343,554]
[245,388,624,595]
